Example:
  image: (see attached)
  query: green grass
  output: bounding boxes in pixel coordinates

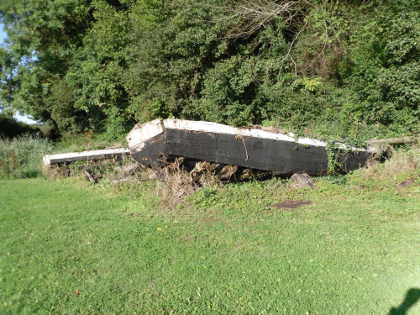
[1,152,419,314]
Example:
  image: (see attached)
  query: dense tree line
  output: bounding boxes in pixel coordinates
[0,113,38,138]
[0,0,418,141]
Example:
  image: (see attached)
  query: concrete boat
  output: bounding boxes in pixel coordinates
[127,119,373,176]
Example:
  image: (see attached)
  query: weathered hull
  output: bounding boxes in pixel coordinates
[127,119,372,176]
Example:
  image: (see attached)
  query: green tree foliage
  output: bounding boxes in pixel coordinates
[0,0,418,140]
[0,0,95,133]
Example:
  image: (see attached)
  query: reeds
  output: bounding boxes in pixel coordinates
[0,136,53,178]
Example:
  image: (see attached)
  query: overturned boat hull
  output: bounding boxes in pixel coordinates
[127,119,372,176]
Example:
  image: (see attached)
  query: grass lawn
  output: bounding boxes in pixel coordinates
[1,164,419,313]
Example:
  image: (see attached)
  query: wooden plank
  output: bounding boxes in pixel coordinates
[43,148,130,167]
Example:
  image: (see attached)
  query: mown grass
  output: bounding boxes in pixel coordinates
[1,147,419,314]
[0,136,53,179]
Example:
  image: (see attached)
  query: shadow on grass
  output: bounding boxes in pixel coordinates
[389,288,420,315]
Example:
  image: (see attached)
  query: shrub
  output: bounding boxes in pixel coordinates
[1,0,418,142]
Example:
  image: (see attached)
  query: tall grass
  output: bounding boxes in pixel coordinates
[0,136,53,179]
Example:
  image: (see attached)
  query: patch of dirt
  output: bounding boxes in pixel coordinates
[272,200,312,209]
[397,178,416,188]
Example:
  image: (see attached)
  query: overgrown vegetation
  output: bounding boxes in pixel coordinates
[0,0,418,142]
[0,136,52,178]
[1,2,418,311]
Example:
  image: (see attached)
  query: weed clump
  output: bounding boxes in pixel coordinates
[362,145,419,181]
